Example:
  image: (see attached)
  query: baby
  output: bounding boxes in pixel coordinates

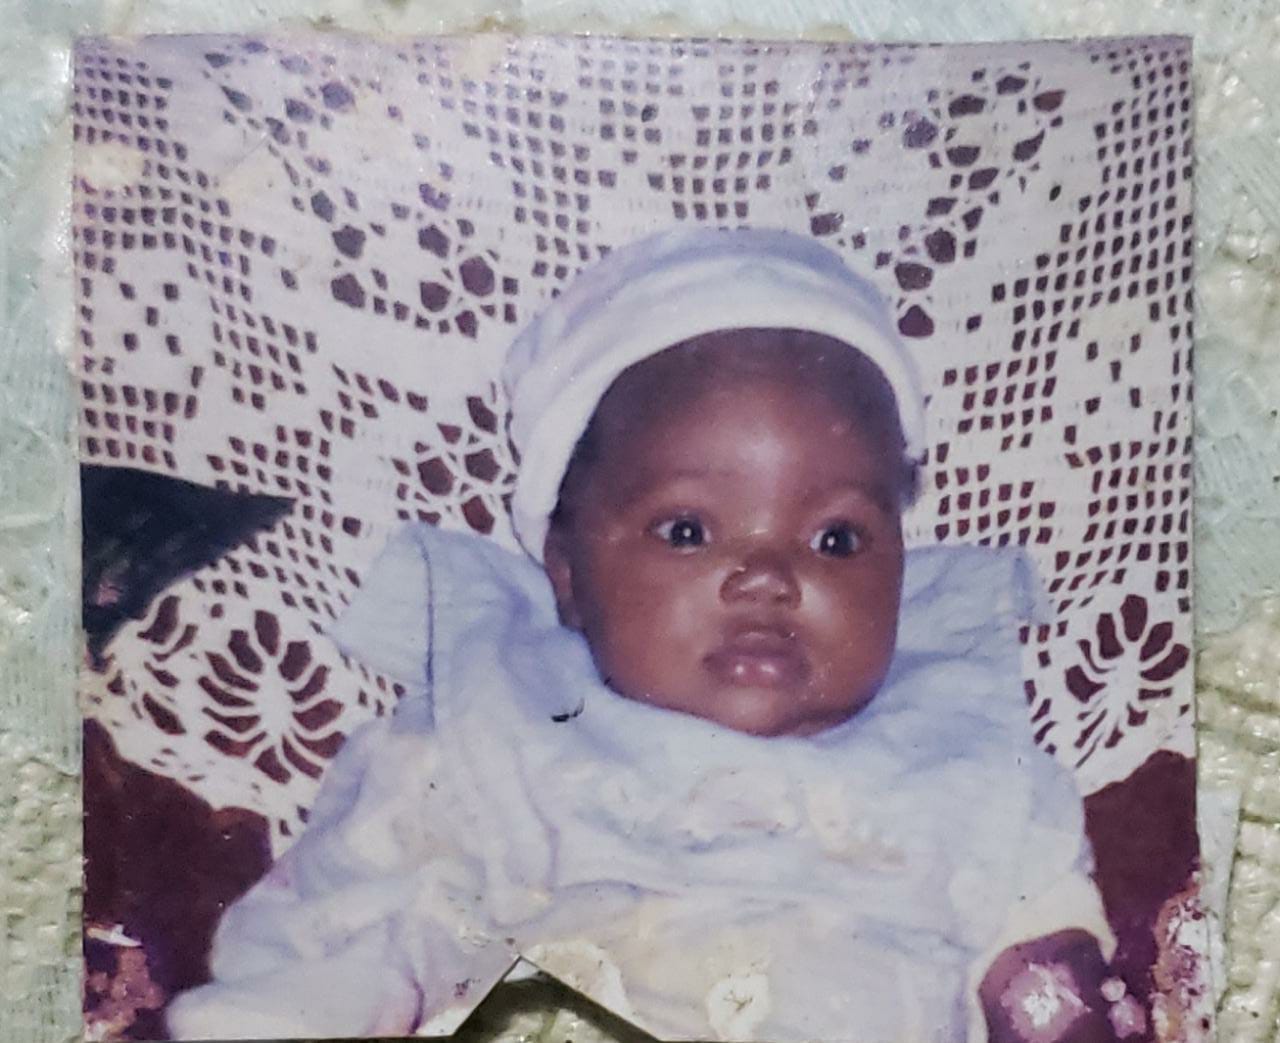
[167,228,1128,1043]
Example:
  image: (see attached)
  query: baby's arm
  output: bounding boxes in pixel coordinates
[164,719,431,1039]
[979,930,1137,1043]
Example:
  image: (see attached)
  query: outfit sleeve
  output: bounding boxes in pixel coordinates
[166,525,444,1039]
[164,718,440,1038]
[963,752,1115,1043]
[990,756,1113,957]
[896,547,1113,1030]
[892,545,1115,1041]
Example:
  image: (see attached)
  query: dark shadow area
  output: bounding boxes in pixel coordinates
[81,464,293,666]
[83,720,273,1041]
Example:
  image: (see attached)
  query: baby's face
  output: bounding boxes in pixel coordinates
[544,339,906,737]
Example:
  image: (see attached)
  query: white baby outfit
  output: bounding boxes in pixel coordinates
[167,525,1110,1043]
[167,227,1111,1041]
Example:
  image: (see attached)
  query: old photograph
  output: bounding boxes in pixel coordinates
[73,32,1203,1043]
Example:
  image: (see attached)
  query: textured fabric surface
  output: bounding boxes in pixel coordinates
[1,3,1278,1043]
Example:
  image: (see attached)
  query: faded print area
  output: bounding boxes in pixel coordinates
[74,33,1205,1043]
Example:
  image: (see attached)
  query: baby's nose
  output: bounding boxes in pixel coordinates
[720,548,802,607]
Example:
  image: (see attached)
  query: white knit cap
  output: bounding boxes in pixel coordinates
[503,226,927,561]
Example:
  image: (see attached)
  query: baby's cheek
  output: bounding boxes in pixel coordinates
[635,571,714,637]
[597,581,705,692]
[811,594,897,685]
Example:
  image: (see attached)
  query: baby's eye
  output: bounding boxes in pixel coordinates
[652,516,709,550]
[810,523,864,558]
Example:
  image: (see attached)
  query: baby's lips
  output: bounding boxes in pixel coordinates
[703,627,810,688]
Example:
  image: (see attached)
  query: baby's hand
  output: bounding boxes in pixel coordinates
[978,930,1144,1043]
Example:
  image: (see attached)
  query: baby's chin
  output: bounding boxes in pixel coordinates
[630,685,874,738]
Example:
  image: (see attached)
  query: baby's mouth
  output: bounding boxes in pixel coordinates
[703,626,810,689]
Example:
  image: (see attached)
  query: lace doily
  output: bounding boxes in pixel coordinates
[73,33,1194,850]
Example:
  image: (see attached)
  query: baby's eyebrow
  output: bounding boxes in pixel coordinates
[806,480,901,517]
[611,467,735,504]
[610,471,900,518]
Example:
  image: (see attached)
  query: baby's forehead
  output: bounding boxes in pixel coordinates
[551,327,913,520]
[606,330,849,396]
[595,329,888,428]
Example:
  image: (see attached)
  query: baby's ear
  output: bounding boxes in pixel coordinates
[542,524,583,631]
